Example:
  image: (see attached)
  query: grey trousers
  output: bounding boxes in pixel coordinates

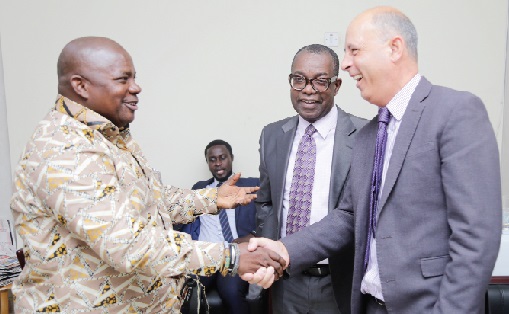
[271,273,340,314]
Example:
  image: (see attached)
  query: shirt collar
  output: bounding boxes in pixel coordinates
[55,95,131,149]
[386,74,422,121]
[213,173,235,187]
[297,105,338,139]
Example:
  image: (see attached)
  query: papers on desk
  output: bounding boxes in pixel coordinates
[0,218,21,286]
[0,218,15,257]
[0,255,21,286]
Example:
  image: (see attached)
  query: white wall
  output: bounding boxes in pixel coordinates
[0,37,12,223]
[0,0,506,190]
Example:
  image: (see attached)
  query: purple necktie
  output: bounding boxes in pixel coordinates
[364,107,391,271]
[217,181,234,243]
[286,124,317,236]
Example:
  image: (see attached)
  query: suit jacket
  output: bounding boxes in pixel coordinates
[282,77,502,313]
[181,177,260,240]
[256,105,367,313]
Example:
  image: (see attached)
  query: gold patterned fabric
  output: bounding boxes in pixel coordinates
[10,95,226,313]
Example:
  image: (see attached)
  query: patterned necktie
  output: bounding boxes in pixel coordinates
[364,107,391,271]
[286,124,317,235]
[216,181,234,243]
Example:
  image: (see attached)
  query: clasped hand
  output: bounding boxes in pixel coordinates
[238,238,290,289]
[216,175,289,288]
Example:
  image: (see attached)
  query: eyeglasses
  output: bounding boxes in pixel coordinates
[288,74,338,92]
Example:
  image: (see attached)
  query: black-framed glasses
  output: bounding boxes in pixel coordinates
[289,74,338,92]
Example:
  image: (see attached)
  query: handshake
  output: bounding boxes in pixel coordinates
[235,238,289,289]
[216,175,289,288]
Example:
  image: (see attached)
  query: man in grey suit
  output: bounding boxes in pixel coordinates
[255,44,366,314]
[246,6,502,314]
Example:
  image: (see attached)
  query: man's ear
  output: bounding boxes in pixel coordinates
[333,78,342,95]
[231,154,234,161]
[70,75,89,99]
[389,36,404,62]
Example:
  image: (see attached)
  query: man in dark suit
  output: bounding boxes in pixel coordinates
[246,6,502,314]
[255,44,366,314]
[182,139,259,313]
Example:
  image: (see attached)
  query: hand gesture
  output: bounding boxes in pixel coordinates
[217,173,259,209]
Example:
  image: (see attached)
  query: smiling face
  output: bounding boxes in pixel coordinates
[290,51,341,123]
[80,47,142,127]
[206,145,233,181]
[341,12,402,107]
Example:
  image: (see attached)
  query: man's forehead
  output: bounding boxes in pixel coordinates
[344,20,377,46]
[84,45,129,61]
[81,48,134,72]
[208,145,228,154]
[292,52,333,73]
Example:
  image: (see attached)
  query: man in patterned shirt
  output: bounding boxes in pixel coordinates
[10,36,284,313]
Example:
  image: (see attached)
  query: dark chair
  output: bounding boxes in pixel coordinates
[16,249,25,269]
[205,284,268,314]
[486,283,509,314]
[203,287,226,314]
[246,284,269,314]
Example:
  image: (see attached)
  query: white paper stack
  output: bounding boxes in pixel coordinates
[0,218,21,286]
[0,255,21,286]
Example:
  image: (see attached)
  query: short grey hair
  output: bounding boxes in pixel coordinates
[292,44,340,76]
[372,10,418,61]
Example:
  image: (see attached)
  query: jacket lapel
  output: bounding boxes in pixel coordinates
[378,78,432,211]
[276,117,298,226]
[205,177,214,187]
[329,107,357,211]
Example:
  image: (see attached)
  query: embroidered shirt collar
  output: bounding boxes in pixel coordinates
[386,74,421,121]
[55,95,131,148]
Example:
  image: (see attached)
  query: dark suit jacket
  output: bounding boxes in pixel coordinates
[181,177,260,240]
[255,105,367,314]
[282,77,502,313]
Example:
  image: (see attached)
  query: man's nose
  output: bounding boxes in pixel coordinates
[341,55,351,71]
[302,81,316,94]
[130,81,142,94]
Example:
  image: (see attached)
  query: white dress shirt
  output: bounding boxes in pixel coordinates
[198,177,238,244]
[281,106,339,263]
[361,74,422,300]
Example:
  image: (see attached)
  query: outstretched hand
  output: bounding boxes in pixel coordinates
[217,173,259,209]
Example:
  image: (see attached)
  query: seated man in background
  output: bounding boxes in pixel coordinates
[10,37,284,313]
[182,139,259,313]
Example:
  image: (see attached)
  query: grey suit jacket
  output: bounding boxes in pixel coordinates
[282,77,502,314]
[255,105,367,313]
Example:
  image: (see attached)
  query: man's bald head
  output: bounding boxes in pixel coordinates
[57,37,129,94]
[341,6,418,106]
[56,37,141,127]
[352,6,418,61]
